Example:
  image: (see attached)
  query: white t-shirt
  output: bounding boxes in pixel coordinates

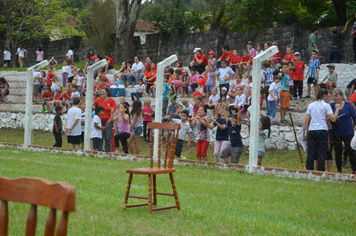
[221,94,230,104]
[256,50,264,56]
[306,100,333,131]
[4,51,11,60]
[230,94,246,107]
[66,107,82,136]
[67,66,74,77]
[183,104,193,116]
[132,61,144,72]
[172,119,191,140]
[62,65,70,75]
[33,71,42,85]
[71,91,81,98]
[91,115,102,138]
[135,84,146,92]
[17,48,26,57]
[267,82,279,101]
[247,106,252,120]
[77,76,86,86]
[209,94,220,105]
[216,67,234,84]
[66,50,73,59]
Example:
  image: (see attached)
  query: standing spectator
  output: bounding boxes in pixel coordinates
[16,44,27,68]
[328,21,349,63]
[3,47,11,69]
[36,46,44,63]
[65,97,82,150]
[279,63,290,123]
[308,27,319,57]
[93,87,118,152]
[208,51,216,70]
[113,103,131,154]
[305,49,320,99]
[261,61,274,108]
[302,89,339,171]
[216,59,234,91]
[330,89,356,174]
[215,45,233,69]
[190,48,209,74]
[129,56,144,86]
[293,52,305,99]
[266,74,281,123]
[162,76,172,116]
[0,77,9,102]
[66,45,74,61]
[53,106,63,148]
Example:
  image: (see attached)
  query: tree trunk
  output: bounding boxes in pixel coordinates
[333,0,347,25]
[115,0,142,63]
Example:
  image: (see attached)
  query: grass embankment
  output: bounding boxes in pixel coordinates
[0,147,355,235]
[0,128,354,174]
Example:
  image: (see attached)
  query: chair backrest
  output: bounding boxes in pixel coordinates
[148,122,181,169]
[0,176,75,236]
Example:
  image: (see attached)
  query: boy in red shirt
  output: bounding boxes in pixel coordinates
[239,50,252,75]
[41,86,53,113]
[229,50,241,72]
[98,70,110,83]
[48,87,62,112]
[216,45,233,69]
[104,53,114,72]
[46,67,56,92]
[94,77,109,100]
[282,45,295,63]
[287,61,295,99]
[293,52,305,99]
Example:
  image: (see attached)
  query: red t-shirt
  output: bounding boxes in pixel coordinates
[287,71,294,80]
[294,61,305,81]
[350,93,356,103]
[273,51,281,59]
[61,93,71,101]
[107,57,114,67]
[47,72,55,85]
[219,51,233,62]
[193,103,204,115]
[145,63,157,71]
[144,70,157,83]
[93,97,118,122]
[42,91,53,99]
[230,56,241,64]
[54,93,62,100]
[284,53,295,62]
[97,83,109,91]
[241,55,253,65]
[193,54,208,66]
[99,75,110,84]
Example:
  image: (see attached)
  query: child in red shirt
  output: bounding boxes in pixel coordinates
[230,50,241,72]
[293,52,305,99]
[95,77,109,99]
[98,69,110,83]
[239,50,252,75]
[282,45,295,63]
[47,67,56,92]
[49,87,62,112]
[193,95,204,115]
[41,86,53,113]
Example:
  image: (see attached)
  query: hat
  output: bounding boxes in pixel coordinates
[182,69,188,73]
[169,94,176,101]
[312,49,319,54]
[326,64,335,68]
[193,48,202,53]
[192,91,202,98]
[221,87,227,91]
[246,41,253,45]
[271,42,278,46]
[55,87,61,92]
[208,51,215,55]
[294,52,301,56]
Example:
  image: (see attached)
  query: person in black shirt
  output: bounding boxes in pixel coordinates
[328,21,349,63]
[53,106,63,147]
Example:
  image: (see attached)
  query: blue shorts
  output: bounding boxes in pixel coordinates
[258,151,264,156]
[206,85,214,91]
[133,126,143,136]
[175,139,184,157]
[2,90,9,95]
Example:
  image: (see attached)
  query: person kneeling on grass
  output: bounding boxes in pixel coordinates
[166,110,192,158]
[91,105,112,151]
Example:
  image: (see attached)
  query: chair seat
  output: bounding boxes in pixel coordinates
[126,167,176,175]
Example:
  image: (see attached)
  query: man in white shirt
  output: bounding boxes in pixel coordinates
[129,56,144,86]
[16,44,27,68]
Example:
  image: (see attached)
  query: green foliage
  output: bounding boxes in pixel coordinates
[140,0,190,35]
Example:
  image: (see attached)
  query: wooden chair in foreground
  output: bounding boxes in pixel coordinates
[123,122,181,214]
[0,176,75,236]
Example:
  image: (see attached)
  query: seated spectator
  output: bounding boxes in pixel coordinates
[345,78,356,98]
[319,64,337,92]
[114,62,129,86]
[256,44,263,56]
[216,45,233,69]
[189,48,208,74]
[0,77,9,102]
[239,50,252,76]
[282,45,295,63]
[144,56,157,73]
[230,50,241,72]
[98,69,109,83]
[267,42,281,68]
[129,56,144,86]
[40,86,53,113]
[143,63,157,97]
[103,53,114,72]
[130,78,145,102]
[189,68,199,92]
[246,41,256,58]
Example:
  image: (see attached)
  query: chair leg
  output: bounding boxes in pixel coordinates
[123,174,133,211]
[153,174,157,206]
[148,175,152,214]
[170,173,180,211]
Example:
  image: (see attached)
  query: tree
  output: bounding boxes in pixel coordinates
[115,0,142,63]
[332,0,347,25]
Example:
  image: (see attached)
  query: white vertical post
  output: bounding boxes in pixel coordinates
[154,55,178,159]
[249,46,278,173]
[24,60,49,147]
[84,59,107,151]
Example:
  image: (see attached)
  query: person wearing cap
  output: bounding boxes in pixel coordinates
[282,45,295,63]
[318,64,337,92]
[328,21,349,63]
[215,45,233,69]
[246,41,256,58]
[267,42,281,68]
[293,52,305,99]
[308,26,319,57]
[189,48,208,74]
[304,49,320,99]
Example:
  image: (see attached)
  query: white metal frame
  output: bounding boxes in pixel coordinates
[84,59,108,151]
[249,46,278,172]
[154,55,178,159]
[24,60,49,147]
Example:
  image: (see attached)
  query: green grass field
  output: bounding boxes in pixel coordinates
[1,147,355,235]
[0,128,354,174]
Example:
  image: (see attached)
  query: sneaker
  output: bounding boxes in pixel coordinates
[338,171,342,174]
[299,96,303,99]
[342,159,347,167]
[184,94,189,97]
[181,156,186,159]
[293,97,297,99]
[45,110,49,113]
[40,109,45,113]
[303,95,311,99]
[281,119,287,123]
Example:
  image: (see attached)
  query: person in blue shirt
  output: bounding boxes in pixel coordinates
[209,105,229,163]
[162,76,172,116]
[304,49,320,99]
[279,63,290,123]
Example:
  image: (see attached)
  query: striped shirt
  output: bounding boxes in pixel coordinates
[262,68,274,86]
[308,58,320,78]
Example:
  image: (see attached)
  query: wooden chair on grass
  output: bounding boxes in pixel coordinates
[0,176,75,236]
[123,122,181,214]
